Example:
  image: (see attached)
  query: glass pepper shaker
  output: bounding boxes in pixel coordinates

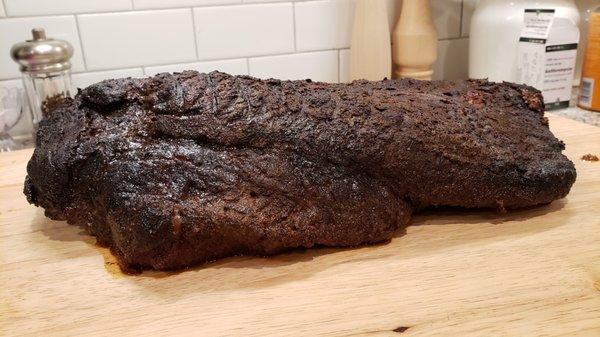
[10,28,73,137]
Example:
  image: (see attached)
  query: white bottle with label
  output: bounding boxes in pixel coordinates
[542,17,580,109]
[469,0,580,83]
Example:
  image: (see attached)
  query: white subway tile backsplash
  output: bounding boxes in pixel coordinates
[144,59,248,76]
[133,0,240,10]
[339,49,350,83]
[462,0,477,37]
[249,50,338,83]
[72,68,145,89]
[295,0,355,52]
[0,0,474,90]
[0,16,85,80]
[4,0,132,17]
[433,37,469,80]
[78,9,197,71]
[193,4,294,60]
[431,0,462,39]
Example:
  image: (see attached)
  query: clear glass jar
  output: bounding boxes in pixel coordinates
[22,70,73,128]
[0,86,27,151]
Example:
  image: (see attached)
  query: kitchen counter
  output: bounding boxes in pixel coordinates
[552,105,600,127]
[552,86,600,127]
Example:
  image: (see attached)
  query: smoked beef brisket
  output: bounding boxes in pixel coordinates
[24,71,576,271]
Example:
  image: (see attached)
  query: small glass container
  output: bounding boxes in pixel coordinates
[10,28,73,138]
[0,86,27,151]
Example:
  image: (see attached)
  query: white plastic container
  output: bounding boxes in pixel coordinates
[469,0,580,83]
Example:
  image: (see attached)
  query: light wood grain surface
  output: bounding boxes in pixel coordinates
[1,115,599,337]
[349,0,391,81]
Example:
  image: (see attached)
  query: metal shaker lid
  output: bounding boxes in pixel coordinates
[10,28,74,75]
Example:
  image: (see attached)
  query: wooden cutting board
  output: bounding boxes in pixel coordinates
[1,114,599,337]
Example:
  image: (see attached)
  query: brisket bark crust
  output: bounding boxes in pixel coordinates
[24,71,576,271]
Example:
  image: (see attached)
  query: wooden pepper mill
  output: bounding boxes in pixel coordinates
[349,0,391,81]
[392,0,438,80]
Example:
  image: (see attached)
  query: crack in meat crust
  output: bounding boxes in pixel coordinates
[24,71,576,271]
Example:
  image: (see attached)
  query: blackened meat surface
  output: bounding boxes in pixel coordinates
[24,71,576,271]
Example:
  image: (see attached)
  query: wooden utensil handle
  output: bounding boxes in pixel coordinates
[349,0,392,81]
[392,0,438,80]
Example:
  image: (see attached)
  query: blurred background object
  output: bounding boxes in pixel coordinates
[469,0,580,83]
[0,85,27,151]
[349,0,391,81]
[578,4,600,111]
[469,0,581,111]
[574,0,597,84]
[392,0,438,80]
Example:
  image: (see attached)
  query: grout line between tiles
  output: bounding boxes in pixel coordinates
[1,67,146,84]
[1,0,6,17]
[3,8,133,18]
[74,15,88,71]
[0,1,302,19]
[246,58,251,76]
[459,0,464,37]
[292,2,297,52]
[1,45,408,81]
[140,48,341,71]
[71,67,144,76]
[189,8,200,60]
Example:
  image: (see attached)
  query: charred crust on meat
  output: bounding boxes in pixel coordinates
[24,71,576,271]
